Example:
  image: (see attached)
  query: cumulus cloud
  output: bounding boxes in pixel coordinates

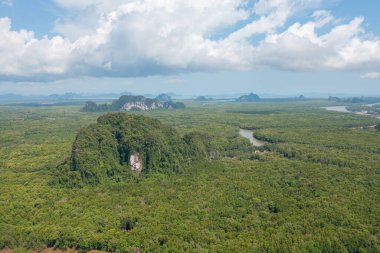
[0,17,73,80]
[0,0,380,81]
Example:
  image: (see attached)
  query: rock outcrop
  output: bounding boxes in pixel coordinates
[130,153,142,173]
[120,100,162,111]
[81,95,186,112]
[112,95,163,111]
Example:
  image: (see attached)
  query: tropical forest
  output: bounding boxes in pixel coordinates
[0,98,379,252]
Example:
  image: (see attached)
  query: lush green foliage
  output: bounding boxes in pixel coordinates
[0,101,379,252]
[162,101,186,109]
[81,101,100,112]
[58,113,212,186]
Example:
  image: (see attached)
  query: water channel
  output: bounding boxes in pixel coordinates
[239,129,264,147]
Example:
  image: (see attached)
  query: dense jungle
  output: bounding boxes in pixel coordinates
[0,100,379,252]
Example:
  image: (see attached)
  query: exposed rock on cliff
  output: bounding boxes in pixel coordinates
[120,100,162,111]
[130,153,142,173]
[81,95,186,112]
[112,95,163,111]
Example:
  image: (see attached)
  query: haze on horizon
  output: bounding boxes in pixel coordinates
[0,0,379,96]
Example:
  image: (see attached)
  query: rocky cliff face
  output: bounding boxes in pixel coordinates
[120,101,163,111]
[81,95,186,112]
[130,153,142,173]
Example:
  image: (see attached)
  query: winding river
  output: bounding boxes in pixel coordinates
[239,129,264,147]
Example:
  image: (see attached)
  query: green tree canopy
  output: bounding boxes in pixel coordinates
[59,113,212,186]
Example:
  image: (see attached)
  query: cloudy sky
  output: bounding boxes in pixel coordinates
[0,0,379,96]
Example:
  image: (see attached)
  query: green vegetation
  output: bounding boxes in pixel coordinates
[162,101,186,109]
[0,101,379,252]
[58,113,212,186]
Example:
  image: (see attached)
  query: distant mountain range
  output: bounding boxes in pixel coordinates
[0,92,134,101]
[2,91,380,102]
[0,92,189,101]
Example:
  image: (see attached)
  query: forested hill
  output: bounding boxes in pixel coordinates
[81,95,186,112]
[236,93,260,102]
[57,113,213,186]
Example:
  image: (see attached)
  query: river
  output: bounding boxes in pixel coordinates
[239,129,264,147]
[321,106,349,113]
[322,105,380,119]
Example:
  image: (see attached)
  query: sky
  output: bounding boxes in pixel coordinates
[0,0,379,97]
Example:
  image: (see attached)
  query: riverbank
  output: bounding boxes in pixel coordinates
[239,128,264,147]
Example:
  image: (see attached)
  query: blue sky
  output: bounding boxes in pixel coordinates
[0,0,379,96]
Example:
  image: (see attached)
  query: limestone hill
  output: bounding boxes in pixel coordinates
[57,113,212,186]
[236,93,260,102]
[81,95,186,112]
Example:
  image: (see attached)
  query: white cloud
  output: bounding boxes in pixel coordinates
[1,0,380,81]
[253,0,320,15]
[1,0,12,6]
[0,17,73,80]
[361,72,380,79]
[252,16,380,71]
